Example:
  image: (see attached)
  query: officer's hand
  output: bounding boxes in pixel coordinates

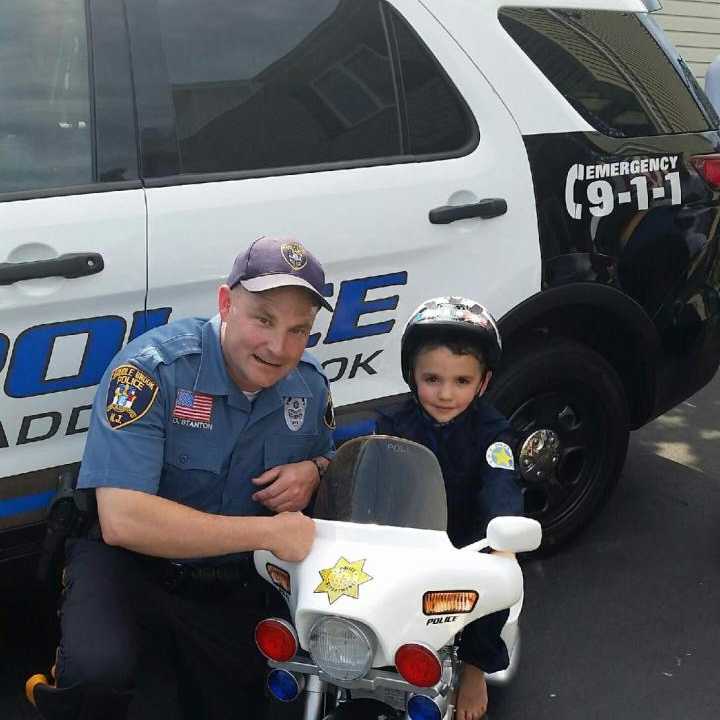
[251,461,320,513]
[269,512,315,562]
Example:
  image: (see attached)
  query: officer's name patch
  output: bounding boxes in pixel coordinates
[486,442,515,471]
[106,364,159,430]
[172,389,213,429]
[284,397,307,431]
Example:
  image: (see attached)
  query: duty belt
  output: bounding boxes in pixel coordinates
[145,555,257,593]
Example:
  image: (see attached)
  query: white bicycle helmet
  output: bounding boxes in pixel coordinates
[400,296,502,387]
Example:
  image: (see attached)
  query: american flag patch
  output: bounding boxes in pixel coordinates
[173,389,213,423]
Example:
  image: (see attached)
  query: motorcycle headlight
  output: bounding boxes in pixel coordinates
[308,617,375,681]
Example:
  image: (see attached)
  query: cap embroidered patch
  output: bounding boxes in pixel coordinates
[173,389,213,424]
[281,241,307,271]
[106,364,159,430]
[284,397,307,431]
[486,442,515,470]
[324,393,336,430]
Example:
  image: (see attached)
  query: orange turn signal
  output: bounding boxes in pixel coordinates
[267,563,291,593]
[422,590,478,615]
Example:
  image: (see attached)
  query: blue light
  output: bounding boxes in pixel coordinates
[267,669,301,702]
[407,694,441,720]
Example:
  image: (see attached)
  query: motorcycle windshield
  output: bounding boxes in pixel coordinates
[313,435,447,531]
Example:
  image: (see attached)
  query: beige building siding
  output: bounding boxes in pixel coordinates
[656,0,720,82]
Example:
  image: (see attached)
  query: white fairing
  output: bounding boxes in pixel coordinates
[254,519,525,668]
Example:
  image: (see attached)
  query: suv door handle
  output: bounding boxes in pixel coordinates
[0,252,104,286]
[429,198,508,224]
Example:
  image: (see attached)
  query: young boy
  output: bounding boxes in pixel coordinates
[376,296,523,720]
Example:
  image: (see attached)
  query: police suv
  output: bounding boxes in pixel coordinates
[2,0,720,566]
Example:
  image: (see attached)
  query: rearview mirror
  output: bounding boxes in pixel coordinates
[486,516,542,553]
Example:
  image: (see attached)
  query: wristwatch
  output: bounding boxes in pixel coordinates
[311,457,327,479]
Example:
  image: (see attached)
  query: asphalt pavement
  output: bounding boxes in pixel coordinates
[2,374,719,719]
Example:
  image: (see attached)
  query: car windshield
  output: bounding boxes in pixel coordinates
[313,435,447,531]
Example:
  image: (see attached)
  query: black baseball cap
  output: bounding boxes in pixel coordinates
[227,236,332,311]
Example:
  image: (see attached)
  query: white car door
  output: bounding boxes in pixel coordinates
[0,0,147,531]
[127,0,538,411]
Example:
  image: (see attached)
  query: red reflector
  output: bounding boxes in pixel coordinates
[394,644,442,687]
[255,619,297,662]
[691,154,720,188]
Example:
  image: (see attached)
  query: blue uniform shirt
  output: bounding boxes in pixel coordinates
[78,315,334,519]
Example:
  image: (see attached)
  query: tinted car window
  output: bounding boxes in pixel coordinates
[390,8,474,156]
[499,8,712,137]
[0,0,93,193]
[154,0,401,174]
[141,0,473,177]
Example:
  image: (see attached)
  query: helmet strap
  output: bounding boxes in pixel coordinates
[476,369,493,397]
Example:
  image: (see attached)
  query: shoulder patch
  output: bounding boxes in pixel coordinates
[106,364,159,430]
[486,441,515,471]
[324,392,336,430]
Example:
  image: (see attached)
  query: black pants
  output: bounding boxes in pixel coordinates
[53,539,293,720]
[458,609,511,674]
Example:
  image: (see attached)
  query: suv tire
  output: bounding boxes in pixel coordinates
[488,338,630,550]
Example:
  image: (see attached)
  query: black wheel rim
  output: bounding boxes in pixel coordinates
[509,386,605,533]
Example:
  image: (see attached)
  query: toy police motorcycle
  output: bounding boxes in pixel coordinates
[253,435,541,719]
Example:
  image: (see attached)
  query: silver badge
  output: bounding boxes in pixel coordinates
[284,397,307,432]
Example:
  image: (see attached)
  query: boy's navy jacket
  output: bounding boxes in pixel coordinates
[375,396,524,673]
[376,396,523,548]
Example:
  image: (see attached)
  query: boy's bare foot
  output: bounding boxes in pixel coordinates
[455,662,488,719]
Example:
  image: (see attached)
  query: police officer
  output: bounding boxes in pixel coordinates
[33,236,336,720]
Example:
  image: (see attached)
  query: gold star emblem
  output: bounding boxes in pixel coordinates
[487,442,515,470]
[494,446,512,467]
[314,557,373,605]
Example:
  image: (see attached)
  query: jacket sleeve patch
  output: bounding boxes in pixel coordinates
[486,441,515,470]
[106,364,159,430]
